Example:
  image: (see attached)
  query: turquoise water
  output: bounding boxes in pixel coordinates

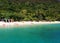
[0,24,60,43]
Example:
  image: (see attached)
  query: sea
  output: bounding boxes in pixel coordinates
[0,24,60,43]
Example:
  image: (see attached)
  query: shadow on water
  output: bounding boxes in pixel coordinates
[0,24,60,43]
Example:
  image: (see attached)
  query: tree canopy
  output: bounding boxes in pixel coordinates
[0,0,60,21]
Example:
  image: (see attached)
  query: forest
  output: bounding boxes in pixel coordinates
[0,0,60,21]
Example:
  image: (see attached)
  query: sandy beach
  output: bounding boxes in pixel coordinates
[0,21,60,28]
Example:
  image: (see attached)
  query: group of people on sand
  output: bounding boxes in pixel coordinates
[0,19,14,22]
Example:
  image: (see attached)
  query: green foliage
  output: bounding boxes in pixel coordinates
[0,0,60,21]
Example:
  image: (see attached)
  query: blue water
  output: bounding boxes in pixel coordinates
[0,24,60,43]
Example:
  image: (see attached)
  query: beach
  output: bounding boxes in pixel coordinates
[0,22,60,43]
[0,21,60,43]
[0,21,60,28]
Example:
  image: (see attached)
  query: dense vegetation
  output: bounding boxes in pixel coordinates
[0,0,60,21]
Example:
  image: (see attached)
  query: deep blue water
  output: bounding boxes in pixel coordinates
[0,24,60,43]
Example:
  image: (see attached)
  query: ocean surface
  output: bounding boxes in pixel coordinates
[0,24,60,43]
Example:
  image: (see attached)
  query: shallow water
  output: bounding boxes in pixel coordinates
[0,24,60,43]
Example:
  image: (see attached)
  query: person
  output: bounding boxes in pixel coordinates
[10,19,14,22]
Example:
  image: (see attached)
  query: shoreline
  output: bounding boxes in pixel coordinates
[0,21,60,28]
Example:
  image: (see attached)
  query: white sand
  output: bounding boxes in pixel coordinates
[0,21,60,28]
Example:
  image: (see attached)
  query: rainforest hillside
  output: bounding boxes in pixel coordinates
[0,0,60,21]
